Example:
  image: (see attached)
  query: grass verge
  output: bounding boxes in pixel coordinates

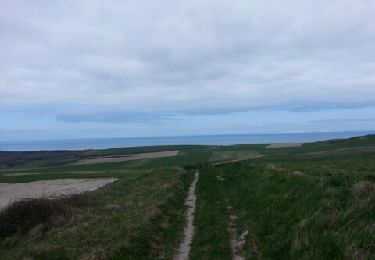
[217,159,375,259]
[190,167,231,259]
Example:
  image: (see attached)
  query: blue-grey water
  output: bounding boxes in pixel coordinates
[0,131,374,151]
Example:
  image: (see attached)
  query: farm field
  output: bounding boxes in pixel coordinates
[0,135,374,259]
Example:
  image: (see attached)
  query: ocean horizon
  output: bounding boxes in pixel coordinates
[1,131,374,151]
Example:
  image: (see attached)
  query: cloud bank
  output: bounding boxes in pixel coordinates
[1,0,375,141]
[1,0,374,115]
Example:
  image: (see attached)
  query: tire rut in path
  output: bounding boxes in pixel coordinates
[228,212,247,260]
[175,171,199,260]
[227,205,260,260]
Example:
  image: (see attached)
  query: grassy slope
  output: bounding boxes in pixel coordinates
[0,168,193,259]
[191,136,375,259]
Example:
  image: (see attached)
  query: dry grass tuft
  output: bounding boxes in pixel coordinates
[351,181,375,198]
[104,203,121,210]
[292,171,305,177]
[266,164,285,172]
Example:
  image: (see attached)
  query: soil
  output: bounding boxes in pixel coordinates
[0,178,117,209]
[175,171,199,260]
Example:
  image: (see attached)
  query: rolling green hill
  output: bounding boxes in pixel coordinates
[0,134,374,259]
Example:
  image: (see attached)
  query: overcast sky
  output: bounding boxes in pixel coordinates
[1,0,375,140]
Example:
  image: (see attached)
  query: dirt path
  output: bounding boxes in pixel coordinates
[75,150,179,165]
[213,155,263,166]
[175,171,199,260]
[266,143,302,148]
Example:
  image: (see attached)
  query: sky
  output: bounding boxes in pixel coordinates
[1,0,375,140]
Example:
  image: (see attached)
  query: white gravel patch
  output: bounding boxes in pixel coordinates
[0,178,117,209]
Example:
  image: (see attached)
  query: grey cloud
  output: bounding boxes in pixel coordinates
[1,0,375,113]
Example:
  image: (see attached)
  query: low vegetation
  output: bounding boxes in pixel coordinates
[192,158,375,259]
[0,168,192,259]
[0,195,89,239]
[0,134,374,259]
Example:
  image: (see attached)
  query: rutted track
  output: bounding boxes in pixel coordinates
[175,171,199,260]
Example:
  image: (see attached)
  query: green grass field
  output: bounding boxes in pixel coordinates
[193,159,375,259]
[0,134,374,259]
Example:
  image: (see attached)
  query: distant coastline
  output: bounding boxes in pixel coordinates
[1,130,374,151]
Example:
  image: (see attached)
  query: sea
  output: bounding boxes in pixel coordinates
[0,131,374,151]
